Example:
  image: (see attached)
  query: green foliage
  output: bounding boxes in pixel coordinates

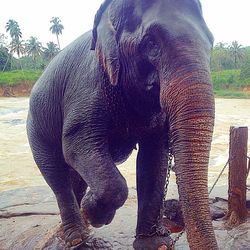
[0,33,8,47]
[211,69,250,99]
[11,56,46,70]
[214,89,250,99]
[211,41,246,71]
[5,20,22,41]
[211,43,234,71]
[1,18,250,99]
[5,20,24,58]
[240,49,250,81]
[1,18,61,72]
[25,37,43,61]
[212,70,241,88]
[0,70,42,85]
[229,41,244,68]
[0,46,11,71]
[43,42,60,61]
[50,17,64,49]
[50,17,64,35]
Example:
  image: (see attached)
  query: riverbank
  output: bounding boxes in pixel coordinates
[0,70,39,97]
[0,83,33,97]
[1,82,250,98]
[0,70,250,98]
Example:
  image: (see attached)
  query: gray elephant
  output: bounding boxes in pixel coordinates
[27,0,218,249]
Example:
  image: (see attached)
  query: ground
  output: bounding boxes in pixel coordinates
[0,186,250,250]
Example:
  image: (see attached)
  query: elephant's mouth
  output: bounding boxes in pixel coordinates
[146,81,158,91]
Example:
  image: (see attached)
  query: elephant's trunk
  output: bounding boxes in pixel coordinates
[161,66,218,249]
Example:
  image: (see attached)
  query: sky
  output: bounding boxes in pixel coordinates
[0,0,249,49]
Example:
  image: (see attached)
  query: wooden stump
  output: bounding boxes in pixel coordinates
[225,126,248,227]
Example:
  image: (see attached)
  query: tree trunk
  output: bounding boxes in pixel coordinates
[225,126,248,227]
[56,34,61,50]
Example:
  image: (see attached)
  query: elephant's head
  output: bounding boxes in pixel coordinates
[92,0,217,249]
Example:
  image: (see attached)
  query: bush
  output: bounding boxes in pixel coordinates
[240,60,250,80]
[0,46,11,71]
[0,70,42,85]
[211,69,241,89]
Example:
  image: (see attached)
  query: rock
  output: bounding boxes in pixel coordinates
[0,186,250,249]
[0,186,136,249]
[163,198,227,230]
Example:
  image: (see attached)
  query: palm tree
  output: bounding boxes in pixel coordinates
[5,20,23,70]
[10,39,25,58]
[25,36,43,68]
[0,46,11,71]
[43,41,60,61]
[0,33,8,47]
[49,17,64,50]
[5,19,22,41]
[229,41,244,68]
[214,42,227,50]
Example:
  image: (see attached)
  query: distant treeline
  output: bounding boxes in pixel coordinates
[1,18,250,97]
[211,41,250,80]
[0,18,63,71]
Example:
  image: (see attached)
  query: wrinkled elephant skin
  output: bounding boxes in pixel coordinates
[27,0,218,249]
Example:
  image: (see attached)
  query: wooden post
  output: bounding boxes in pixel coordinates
[225,126,248,227]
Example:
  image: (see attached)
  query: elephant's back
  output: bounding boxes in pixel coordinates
[31,30,94,95]
[28,31,96,141]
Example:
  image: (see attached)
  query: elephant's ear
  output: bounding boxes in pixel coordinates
[91,0,120,86]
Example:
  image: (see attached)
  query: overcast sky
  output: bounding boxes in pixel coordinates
[0,0,249,48]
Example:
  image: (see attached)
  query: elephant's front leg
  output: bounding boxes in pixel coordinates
[64,141,129,229]
[134,135,172,250]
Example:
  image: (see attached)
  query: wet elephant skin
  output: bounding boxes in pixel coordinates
[27,0,218,249]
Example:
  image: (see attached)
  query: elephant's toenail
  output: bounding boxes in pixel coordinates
[71,238,83,246]
[158,245,168,250]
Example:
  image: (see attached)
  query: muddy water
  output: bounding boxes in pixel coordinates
[0,97,249,192]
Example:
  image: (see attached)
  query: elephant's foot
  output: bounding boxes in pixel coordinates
[69,236,113,249]
[63,222,90,248]
[80,191,116,227]
[133,235,173,250]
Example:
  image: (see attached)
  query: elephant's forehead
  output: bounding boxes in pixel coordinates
[140,0,201,13]
[137,0,210,45]
[141,2,200,31]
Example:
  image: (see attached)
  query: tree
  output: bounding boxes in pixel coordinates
[229,41,244,68]
[0,46,10,71]
[10,38,25,58]
[5,19,22,41]
[25,36,43,68]
[49,17,64,50]
[5,20,24,70]
[43,41,60,61]
[211,43,233,71]
[0,33,8,47]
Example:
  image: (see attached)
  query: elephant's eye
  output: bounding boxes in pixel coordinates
[140,35,161,59]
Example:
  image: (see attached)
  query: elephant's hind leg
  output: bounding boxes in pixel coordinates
[27,133,89,247]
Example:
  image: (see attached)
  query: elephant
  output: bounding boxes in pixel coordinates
[27,0,218,249]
